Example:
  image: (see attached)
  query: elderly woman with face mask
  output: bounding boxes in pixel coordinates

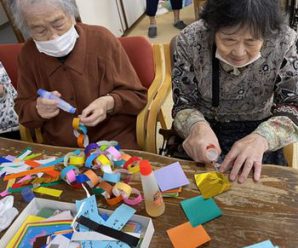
[9,0,147,149]
[172,0,298,183]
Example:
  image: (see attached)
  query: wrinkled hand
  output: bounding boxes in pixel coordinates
[220,133,268,183]
[0,85,4,97]
[183,122,221,163]
[79,95,114,127]
[36,91,60,119]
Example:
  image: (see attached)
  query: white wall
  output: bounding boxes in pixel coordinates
[75,0,125,37]
[122,0,146,28]
[0,5,8,25]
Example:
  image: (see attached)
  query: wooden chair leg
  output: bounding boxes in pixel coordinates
[283,142,298,169]
[19,124,33,143]
[146,44,172,154]
[158,109,168,130]
[136,44,163,150]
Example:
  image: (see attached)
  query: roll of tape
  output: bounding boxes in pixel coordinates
[84,143,99,155]
[77,134,89,148]
[72,118,80,129]
[112,182,132,198]
[105,146,122,160]
[96,154,111,166]
[103,172,121,184]
[123,157,141,169]
[66,169,77,184]
[69,155,85,166]
[106,195,123,206]
[127,164,140,174]
[97,181,113,198]
[60,165,79,184]
[123,188,143,206]
[85,152,99,168]
[84,170,100,188]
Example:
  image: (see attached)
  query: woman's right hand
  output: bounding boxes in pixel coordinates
[36,91,60,119]
[0,85,4,97]
[183,122,221,163]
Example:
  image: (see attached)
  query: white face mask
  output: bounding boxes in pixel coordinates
[34,25,79,57]
[215,49,261,70]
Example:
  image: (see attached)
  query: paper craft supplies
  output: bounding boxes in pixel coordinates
[180,196,222,227]
[154,162,189,191]
[167,222,211,248]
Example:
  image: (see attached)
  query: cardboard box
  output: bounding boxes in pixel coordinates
[0,198,154,248]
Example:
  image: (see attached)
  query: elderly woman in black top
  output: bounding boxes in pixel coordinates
[172,0,298,183]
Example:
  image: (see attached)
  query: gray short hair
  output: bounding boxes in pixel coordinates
[8,0,79,35]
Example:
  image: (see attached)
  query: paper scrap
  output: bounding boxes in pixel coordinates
[181,196,222,227]
[154,162,189,191]
[243,240,277,248]
[105,204,136,230]
[76,196,134,248]
[6,215,45,248]
[33,187,63,197]
[194,172,231,199]
[167,222,211,248]
[46,234,71,248]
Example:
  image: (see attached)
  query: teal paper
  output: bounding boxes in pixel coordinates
[180,195,222,227]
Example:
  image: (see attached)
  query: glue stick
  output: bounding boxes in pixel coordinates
[37,88,76,114]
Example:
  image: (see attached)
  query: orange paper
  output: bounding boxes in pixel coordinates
[4,166,56,181]
[167,222,211,248]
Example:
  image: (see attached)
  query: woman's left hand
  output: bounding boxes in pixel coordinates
[219,133,268,183]
[79,95,114,126]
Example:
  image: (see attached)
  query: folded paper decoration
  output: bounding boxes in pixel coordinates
[194,172,231,199]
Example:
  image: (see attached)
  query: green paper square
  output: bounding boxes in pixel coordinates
[181,195,222,227]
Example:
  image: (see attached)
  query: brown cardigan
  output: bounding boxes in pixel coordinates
[15,23,147,149]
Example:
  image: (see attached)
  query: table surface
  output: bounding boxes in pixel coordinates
[0,137,298,248]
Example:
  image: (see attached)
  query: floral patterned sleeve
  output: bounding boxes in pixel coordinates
[253,30,298,151]
[0,62,19,133]
[172,33,208,138]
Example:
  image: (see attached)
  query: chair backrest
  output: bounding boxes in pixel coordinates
[118,36,155,89]
[0,43,23,88]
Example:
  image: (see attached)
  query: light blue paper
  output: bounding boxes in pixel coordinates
[103,172,121,183]
[76,195,104,248]
[180,195,222,227]
[105,204,136,230]
[76,196,133,248]
[243,240,277,248]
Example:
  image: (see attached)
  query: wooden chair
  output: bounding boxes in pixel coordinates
[284,143,298,169]
[118,36,171,151]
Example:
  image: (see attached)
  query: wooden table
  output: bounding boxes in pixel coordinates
[0,137,298,248]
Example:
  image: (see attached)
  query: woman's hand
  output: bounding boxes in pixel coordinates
[220,133,268,183]
[183,122,221,163]
[0,85,4,97]
[36,91,60,119]
[79,95,114,127]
